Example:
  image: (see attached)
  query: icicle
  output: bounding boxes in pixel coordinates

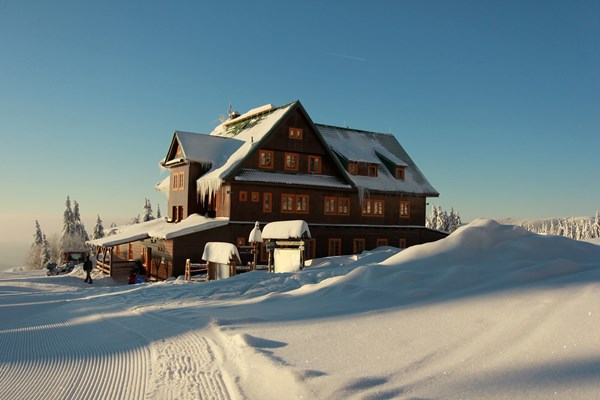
[197,178,224,205]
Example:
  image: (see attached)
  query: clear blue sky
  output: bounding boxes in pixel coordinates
[1,0,599,264]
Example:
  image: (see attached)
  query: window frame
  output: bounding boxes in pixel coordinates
[259,149,274,169]
[281,193,309,214]
[328,238,342,256]
[239,191,248,202]
[348,162,358,175]
[324,197,337,215]
[400,200,411,218]
[289,127,303,140]
[263,192,272,213]
[352,238,366,254]
[338,197,350,215]
[368,164,378,177]
[376,238,388,247]
[362,199,385,216]
[308,155,322,174]
[284,152,300,171]
[251,192,260,202]
[395,167,405,180]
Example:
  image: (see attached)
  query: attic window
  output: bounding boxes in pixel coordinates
[175,143,182,157]
[289,128,303,140]
[368,165,378,177]
[259,150,274,169]
[308,156,321,174]
[285,153,299,171]
[348,162,358,175]
[395,167,405,180]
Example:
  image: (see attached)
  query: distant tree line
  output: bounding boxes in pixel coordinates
[521,211,600,241]
[426,205,462,233]
[26,196,160,269]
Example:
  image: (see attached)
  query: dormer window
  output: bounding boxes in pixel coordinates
[308,155,322,174]
[395,167,405,180]
[368,165,378,177]
[289,128,303,140]
[348,162,358,175]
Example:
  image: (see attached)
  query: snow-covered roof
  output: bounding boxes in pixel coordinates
[202,242,241,264]
[262,220,311,240]
[317,124,439,196]
[234,169,352,189]
[196,103,296,200]
[172,131,244,166]
[87,215,229,247]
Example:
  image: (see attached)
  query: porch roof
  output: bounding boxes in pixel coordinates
[88,214,229,247]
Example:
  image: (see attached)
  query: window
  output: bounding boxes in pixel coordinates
[352,239,365,254]
[362,199,384,216]
[400,201,410,218]
[308,156,322,174]
[338,198,350,215]
[251,192,260,202]
[259,150,274,169]
[324,197,337,215]
[289,127,303,140]
[368,165,378,177]
[328,238,342,256]
[172,171,185,191]
[175,143,182,157]
[348,162,358,175]
[304,239,316,260]
[236,237,246,247]
[263,192,272,212]
[285,152,299,171]
[239,191,248,202]
[324,197,350,216]
[376,238,388,247]
[399,239,406,248]
[281,194,309,214]
[395,167,405,180]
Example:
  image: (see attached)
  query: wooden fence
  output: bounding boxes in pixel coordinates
[185,259,208,281]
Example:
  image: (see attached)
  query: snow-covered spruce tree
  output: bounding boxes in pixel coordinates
[60,196,89,253]
[426,206,439,230]
[156,204,161,219]
[594,211,600,239]
[142,198,154,222]
[26,220,44,269]
[40,234,51,269]
[92,215,105,239]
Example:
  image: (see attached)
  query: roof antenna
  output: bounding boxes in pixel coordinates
[227,103,240,120]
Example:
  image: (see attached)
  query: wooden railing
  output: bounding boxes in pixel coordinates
[185,259,207,281]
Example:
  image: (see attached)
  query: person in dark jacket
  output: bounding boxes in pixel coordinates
[83,255,93,284]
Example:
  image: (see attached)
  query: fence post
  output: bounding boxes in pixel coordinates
[185,259,190,281]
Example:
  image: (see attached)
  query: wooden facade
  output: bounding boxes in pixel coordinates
[91,101,446,280]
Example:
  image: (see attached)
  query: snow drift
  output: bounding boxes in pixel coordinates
[1,219,600,400]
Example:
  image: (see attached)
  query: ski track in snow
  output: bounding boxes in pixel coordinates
[0,278,236,400]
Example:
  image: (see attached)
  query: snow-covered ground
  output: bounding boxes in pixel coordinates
[1,219,599,399]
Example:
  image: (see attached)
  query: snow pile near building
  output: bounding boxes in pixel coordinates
[2,219,600,399]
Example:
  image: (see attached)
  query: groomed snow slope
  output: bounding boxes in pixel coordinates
[1,219,599,399]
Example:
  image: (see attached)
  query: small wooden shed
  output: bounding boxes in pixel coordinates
[262,220,311,273]
[202,242,242,280]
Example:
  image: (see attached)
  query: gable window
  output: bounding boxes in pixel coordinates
[352,238,365,254]
[348,162,358,175]
[239,191,248,202]
[395,167,405,180]
[284,152,299,171]
[362,199,384,216]
[251,192,260,202]
[308,156,322,174]
[324,197,337,215]
[259,150,274,169]
[400,201,410,218]
[281,194,309,214]
[328,238,342,256]
[172,171,185,191]
[289,127,303,140]
[175,143,182,157]
[368,165,378,177]
[263,192,272,212]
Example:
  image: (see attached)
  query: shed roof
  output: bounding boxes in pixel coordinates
[262,220,311,240]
